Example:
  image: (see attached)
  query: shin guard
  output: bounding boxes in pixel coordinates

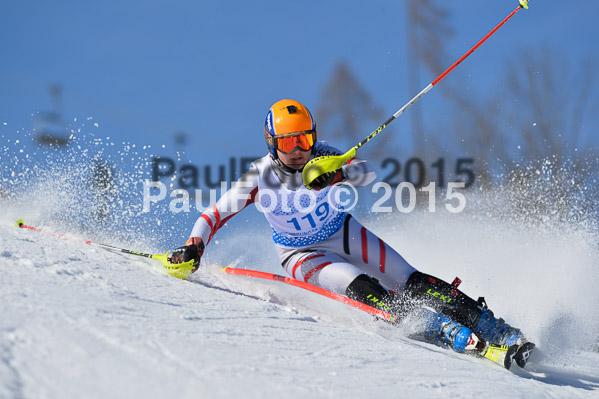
[403,271,483,329]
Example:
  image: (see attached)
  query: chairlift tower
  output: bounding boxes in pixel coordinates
[34,83,69,147]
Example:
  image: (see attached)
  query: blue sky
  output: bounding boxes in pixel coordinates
[2,0,598,166]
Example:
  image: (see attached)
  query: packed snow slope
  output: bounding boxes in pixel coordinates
[2,205,599,398]
[1,134,599,398]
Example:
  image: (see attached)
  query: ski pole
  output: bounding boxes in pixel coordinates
[302,0,530,189]
[14,219,194,279]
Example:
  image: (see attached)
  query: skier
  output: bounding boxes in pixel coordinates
[168,99,533,368]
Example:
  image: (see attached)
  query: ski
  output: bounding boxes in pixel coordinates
[481,343,520,370]
[515,342,536,368]
[480,341,536,370]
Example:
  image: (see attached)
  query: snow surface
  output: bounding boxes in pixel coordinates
[1,133,598,398]
[2,205,599,399]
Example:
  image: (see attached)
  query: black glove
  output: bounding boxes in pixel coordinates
[311,169,344,191]
[169,237,205,273]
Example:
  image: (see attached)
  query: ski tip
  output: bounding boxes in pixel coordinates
[504,345,519,370]
[519,0,529,9]
[15,219,25,228]
[482,343,519,370]
[515,342,536,368]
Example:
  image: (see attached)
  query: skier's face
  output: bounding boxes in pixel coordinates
[277,147,312,170]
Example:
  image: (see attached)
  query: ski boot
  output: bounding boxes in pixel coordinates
[474,299,527,346]
[422,309,484,353]
[473,300,536,368]
[421,309,533,369]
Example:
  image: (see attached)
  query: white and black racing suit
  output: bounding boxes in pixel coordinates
[189,141,416,295]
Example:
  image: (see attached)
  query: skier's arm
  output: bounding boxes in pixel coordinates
[190,164,259,245]
[168,164,260,270]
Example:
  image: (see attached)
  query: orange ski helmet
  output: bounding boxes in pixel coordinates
[264,99,316,159]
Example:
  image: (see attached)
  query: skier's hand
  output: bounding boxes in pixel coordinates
[311,169,344,191]
[168,237,204,273]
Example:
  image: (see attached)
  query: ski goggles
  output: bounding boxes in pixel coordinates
[272,130,316,154]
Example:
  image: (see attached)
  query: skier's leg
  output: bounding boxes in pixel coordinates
[419,308,485,353]
[402,271,482,326]
[278,245,493,353]
[473,303,527,346]
[277,215,525,347]
[276,215,415,297]
[278,249,364,295]
[304,215,484,338]
[335,215,417,293]
[344,274,484,353]
[336,216,527,346]
[402,271,527,346]
[344,273,396,312]
[278,243,398,311]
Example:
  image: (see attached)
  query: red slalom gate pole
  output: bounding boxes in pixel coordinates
[222,267,399,323]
